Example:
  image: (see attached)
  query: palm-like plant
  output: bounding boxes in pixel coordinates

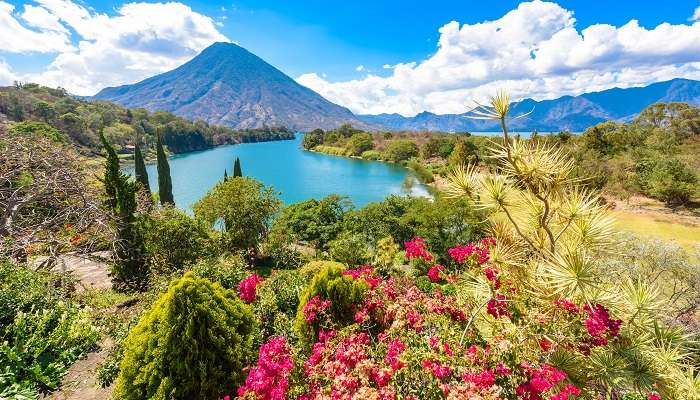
[447,91,699,399]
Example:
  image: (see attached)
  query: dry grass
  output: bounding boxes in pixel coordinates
[612,210,700,252]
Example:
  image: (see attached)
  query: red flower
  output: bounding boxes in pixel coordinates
[405,237,433,262]
[237,337,293,400]
[487,294,511,319]
[648,394,661,400]
[385,339,406,370]
[303,295,332,322]
[463,369,495,389]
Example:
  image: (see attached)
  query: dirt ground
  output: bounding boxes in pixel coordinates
[44,341,114,400]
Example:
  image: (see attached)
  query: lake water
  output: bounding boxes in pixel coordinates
[125,134,429,210]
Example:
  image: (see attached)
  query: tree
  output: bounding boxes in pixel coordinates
[133,143,150,194]
[448,140,479,165]
[233,157,242,177]
[156,128,174,206]
[270,195,351,251]
[100,131,147,290]
[345,132,374,156]
[193,177,281,257]
[384,140,419,163]
[302,129,324,150]
[114,273,256,400]
[224,169,228,181]
[635,157,698,206]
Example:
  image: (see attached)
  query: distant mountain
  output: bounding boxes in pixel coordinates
[358,79,700,132]
[93,42,368,131]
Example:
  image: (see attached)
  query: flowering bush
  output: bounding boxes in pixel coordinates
[239,273,263,303]
[237,337,293,400]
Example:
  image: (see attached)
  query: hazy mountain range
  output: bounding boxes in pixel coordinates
[94,42,700,133]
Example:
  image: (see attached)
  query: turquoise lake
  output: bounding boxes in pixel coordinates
[126,134,429,210]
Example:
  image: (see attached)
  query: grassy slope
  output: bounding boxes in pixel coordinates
[612,210,700,252]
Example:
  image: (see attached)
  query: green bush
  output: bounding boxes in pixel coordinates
[139,206,213,271]
[0,260,66,326]
[360,150,382,160]
[313,145,346,156]
[384,140,419,163]
[0,303,99,397]
[345,132,374,156]
[294,264,368,347]
[114,272,257,400]
[636,158,698,206]
[327,231,372,266]
[406,159,435,183]
[190,254,251,290]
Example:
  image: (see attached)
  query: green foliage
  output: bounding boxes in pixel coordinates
[253,268,314,340]
[156,130,174,206]
[193,177,281,252]
[345,132,374,156]
[421,137,456,159]
[373,236,403,274]
[448,140,480,165]
[270,195,350,251]
[190,254,251,290]
[294,264,368,347]
[139,206,213,271]
[10,121,65,143]
[313,145,346,156]
[302,129,324,150]
[384,140,419,163]
[101,132,147,291]
[133,143,151,193]
[114,272,256,400]
[327,231,372,266]
[406,159,435,183]
[360,150,382,160]
[0,260,98,398]
[635,157,698,206]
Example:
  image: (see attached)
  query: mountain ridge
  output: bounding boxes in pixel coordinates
[358,78,700,132]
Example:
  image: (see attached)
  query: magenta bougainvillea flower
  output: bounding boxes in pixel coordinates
[238,273,263,303]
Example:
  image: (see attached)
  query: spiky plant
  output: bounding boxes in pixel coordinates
[446,91,699,399]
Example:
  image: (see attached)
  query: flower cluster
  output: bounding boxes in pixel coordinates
[238,273,263,304]
[516,364,579,400]
[404,237,433,261]
[582,304,622,347]
[303,295,332,322]
[343,265,381,288]
[428,264,445,282]
[448,240,491,265]
[237,337,293,400]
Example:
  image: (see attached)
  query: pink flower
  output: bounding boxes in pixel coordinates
[463,369,495,389]
[237,337,293,400]
[303,295,332,322]
[427,265,445,282]
[405,237,433,261]
[553,298,579,313]
[448,242,490,265]
[423,359,452,380]
[238,273,263,303]
[406,310,424,332]
[648,394,661,400]
[487,294,510,319]
[385,339,406,370]
[495,362,512,376]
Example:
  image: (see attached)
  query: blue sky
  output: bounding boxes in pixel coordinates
[1,0,700,115]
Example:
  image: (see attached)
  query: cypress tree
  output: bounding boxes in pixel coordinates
[134,143,151,193]
[100,131,147,291]
[224,169,228,181]
[156,128,175,206]
[233,157,242,177]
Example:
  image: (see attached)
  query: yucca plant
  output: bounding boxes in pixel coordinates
[446,91,699,399]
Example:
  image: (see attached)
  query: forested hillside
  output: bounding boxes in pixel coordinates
[0,83,294,156]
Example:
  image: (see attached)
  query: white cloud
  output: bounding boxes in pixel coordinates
[0,0,229,95]
[355,64,364,72]
[0,59,17,85]
[298,0,700,116]
[382,64,392,69]
[692,5,700,21]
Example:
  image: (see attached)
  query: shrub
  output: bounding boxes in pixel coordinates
[407,159,435,183]
[10,120,65,142]
[313,145,346,156]
[0,303,99,396]
[190,254,250,290]
[114,272,257,400]
[360,150,382,160]
[384,140,419,163]
[0,260,67,326]
[294,264,368,347]
[327,231,372,266]
[636,157,698,206]
[139,206,213,271]
[255,269,309,340]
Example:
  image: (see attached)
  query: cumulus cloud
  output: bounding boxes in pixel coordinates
[0,0,229,95]
[0,59,17,85]
[355,65,365,72]
[297,0,700,116]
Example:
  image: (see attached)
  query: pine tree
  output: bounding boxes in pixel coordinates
[100,131,147,291]
[233,157,242,177]
[156,128,175,206]
[134,143,151,193]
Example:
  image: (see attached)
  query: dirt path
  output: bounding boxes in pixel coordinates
[43,341,113,400]
[34,251,112,291]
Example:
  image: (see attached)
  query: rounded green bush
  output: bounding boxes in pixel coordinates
[114,272,256,400]
[294,263,368,347]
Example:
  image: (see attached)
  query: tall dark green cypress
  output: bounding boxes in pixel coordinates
[233,157,242,177]
[100,131,147,291]
[156,128,175,206]
[224,169,228,181]
[134,143,151,193]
